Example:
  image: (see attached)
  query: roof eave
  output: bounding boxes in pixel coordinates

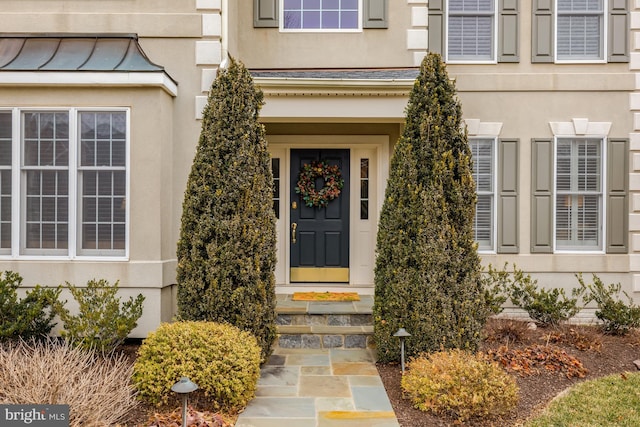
[0,71,178,97]
[253,77,414,97]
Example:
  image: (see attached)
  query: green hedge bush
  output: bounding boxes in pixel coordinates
[577,273,640,335]
[0,271,60,340]
[54,279,144,354]
[132,321,261,411]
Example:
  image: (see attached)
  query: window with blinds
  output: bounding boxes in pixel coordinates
[470,138,495,251]
[557,0,604,60]
[555,138,602,250]
[447,0,495,61]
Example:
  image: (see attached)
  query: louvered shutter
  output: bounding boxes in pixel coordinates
[498,139,519,253]
[531,139,554,252]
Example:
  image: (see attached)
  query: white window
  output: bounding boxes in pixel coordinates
[555,138,603,250]
[0,108,128,258]
[470,138,495,251]
[447,0,497,62]
[282,0,361,31]
[557,0,605,61]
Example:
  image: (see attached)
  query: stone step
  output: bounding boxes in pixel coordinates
[275,294,375,349]
[277,325,374,349]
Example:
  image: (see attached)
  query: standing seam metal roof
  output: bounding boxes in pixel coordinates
[0,34,170,76]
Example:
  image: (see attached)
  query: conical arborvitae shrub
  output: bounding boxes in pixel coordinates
[176,58,277,360]
[373,53,488,363]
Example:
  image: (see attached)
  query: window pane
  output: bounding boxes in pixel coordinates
[470,139,494,250]
[284,0,359,29]
[555,138,602,250]
[0,112,11,166]
[449,16,493,59]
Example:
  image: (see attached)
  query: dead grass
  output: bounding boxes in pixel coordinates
[0,339,138,427]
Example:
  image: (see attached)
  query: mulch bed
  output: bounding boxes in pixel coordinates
[117,318,640,426]
[377,318,640,426]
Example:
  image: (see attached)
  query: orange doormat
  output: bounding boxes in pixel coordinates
[292,291,360,302]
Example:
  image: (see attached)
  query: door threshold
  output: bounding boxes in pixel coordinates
[276,283,374,295]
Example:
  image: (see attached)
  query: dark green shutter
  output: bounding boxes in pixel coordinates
[498,139,519,253]
[609,0,629,62]
[532,0,554,63]
[254,0,278,28]
[531,138,553,253]
[498,0,519,62]
[607,138,628,253]
[428,0,444,55]
[363,0,388,28]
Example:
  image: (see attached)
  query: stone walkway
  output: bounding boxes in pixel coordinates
[235,346,400,427]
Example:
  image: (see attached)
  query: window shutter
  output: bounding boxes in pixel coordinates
[498,139,519,253]
[428,0,445,55]
[531,138,553,253]
[607,138,628,253]
[363,0,388,28]
[532,0,554,63]
[254,0,279,28]
[498,0,519,62]
[608,0,629,62]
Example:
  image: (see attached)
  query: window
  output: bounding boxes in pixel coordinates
[0,108,128,258]
[282,0,361,31]
[272,158,280,219]
[470,138,495,251]
[532,0,627,63]
[555,138,603,250]
[360,158,369,220]
[557,0,604,61]
[447,0,496,62]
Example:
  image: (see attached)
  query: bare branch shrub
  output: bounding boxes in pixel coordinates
[0,338,138,426]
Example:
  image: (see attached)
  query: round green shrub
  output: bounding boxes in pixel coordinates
[401,349,519,422]
[132,321,261,411]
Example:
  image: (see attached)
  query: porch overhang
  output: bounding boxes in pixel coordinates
[252,68,417,122]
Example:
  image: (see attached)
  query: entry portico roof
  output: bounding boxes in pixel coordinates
[0,33,177,96]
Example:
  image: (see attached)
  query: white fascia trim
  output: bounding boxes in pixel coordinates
[0,72,178,97]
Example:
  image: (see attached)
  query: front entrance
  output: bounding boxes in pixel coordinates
[290,149,350,282]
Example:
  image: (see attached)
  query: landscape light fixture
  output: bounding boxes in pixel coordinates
[393,327,411,373]
[171,376,199,427]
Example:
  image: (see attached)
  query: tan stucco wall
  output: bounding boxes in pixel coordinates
[232,0,416,68]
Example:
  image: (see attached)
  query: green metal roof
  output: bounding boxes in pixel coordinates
[0,33,166,73]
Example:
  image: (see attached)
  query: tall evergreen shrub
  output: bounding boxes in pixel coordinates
[373,53,487,362]
[176,58,277,360]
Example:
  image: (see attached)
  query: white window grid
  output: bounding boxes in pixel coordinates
[470,137,496,252]
[0,107,129,260]
[556,0,606,63]
[446,0,497,63]
[554,137,605,252]
[280,0,363,32]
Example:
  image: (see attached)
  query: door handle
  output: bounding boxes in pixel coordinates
[291,222,297,244]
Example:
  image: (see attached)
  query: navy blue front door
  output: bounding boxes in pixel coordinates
[290,149,349,282]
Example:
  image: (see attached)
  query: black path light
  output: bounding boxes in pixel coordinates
[171,376,199,427]
[393,327,411,373]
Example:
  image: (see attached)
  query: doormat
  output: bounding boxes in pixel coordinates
[292,292,360,302]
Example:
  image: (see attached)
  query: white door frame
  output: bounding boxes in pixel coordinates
[268,135,389,286]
